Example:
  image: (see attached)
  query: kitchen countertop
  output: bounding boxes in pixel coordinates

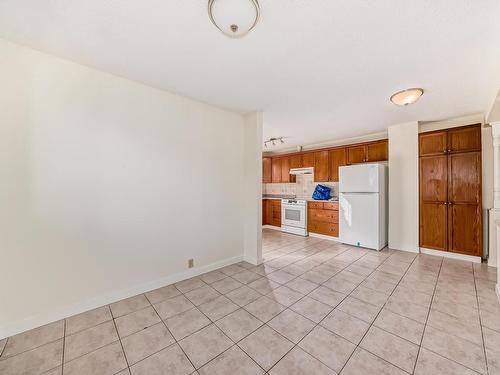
[262,194,338,202]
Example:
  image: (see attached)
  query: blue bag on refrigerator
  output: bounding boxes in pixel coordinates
[312,184,332,200]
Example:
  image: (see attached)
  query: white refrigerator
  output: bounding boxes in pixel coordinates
[339,163,387,251]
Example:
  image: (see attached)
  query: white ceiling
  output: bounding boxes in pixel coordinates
[1,0,500,150]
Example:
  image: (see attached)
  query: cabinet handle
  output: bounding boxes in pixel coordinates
[444,202,448,205]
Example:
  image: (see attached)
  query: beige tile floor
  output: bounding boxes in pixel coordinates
[1,228,500,374]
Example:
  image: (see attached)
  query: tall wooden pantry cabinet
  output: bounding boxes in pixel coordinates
[419,124,482,257]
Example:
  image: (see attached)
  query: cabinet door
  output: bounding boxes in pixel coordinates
[262,200,267,225]
[314,150,330,182]
[262,157,272,183]
[289,154,302,183]
[302,153,315,168]
[419,155,448,251]
[346,145,366,164]
[366,140,388,162]
[447,152,481,256]
[419,131,447,156]
[290,154,302,169]
[272,157,282,183]
[329,148,346,182]
[447,125,481,153]
[281,157,291,183]
[266,200,273,225]
[271,201,281,227]
[420,203,448,251]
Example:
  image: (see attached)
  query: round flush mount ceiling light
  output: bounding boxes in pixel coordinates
[208,0,260,38]
[390,88,424,106]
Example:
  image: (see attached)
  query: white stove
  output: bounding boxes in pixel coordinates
[281,199,308,236]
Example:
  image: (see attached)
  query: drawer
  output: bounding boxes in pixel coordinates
[309,209,338,223]
[271,200,281,207]
[308,202,324,209]
[308,221,339,237]
[323,202,339,211]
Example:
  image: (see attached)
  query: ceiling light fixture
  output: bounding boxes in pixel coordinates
[264,137,286,148]
[208,0,260,38]
[390,88,424,106]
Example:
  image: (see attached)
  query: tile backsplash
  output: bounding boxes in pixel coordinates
[263,174,338,198]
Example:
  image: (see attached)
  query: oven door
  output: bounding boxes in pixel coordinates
[282,204,306,228]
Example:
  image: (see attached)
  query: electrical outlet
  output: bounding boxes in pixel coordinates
[188,259,194,268]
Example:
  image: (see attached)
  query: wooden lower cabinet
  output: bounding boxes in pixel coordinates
[448,203,481,256]
[263,199,281,227]
[308,202,339,237]
[420,202,447,251]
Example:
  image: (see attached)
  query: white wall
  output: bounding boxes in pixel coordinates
[0,39,258,338]
[243,112,263,264]
[388,122,420,253]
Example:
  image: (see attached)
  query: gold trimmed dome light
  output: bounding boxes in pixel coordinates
[208,0,260,38]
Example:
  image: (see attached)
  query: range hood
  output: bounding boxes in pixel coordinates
[289,167,314,175]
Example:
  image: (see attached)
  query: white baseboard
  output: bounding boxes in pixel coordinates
[420,247,481,264]
[262,225,281,231]
[243,255,262,266]
[308,232,341,242]
[0,255,243,340]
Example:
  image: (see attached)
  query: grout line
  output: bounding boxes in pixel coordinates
[410,254,443,374]
[0,337,8,358]
[61,319,66,375]
[472,263,490,375]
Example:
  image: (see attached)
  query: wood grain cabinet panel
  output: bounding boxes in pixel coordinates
[420,156,447,202]
[420,203,448,251]
[262,157,272,183]
[289,154,302,183]
[329,148,346,182]
[447,125,481,153]
[272,157,282,183]
[262,199,268,225]
[270,200,281,227]
[302,153,315,168]
[314,150,330,182]
[281,157,291,183]
[346,145,366,164]
[448,204,481,256]
[366,140,388,162]
[448,152,481,203]
[419,131,447,156]
[290,154,302,169]
[447,151,481,256]
[308,201,339,237]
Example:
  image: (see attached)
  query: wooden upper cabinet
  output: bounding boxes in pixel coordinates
[329,148,346,182]
[347,145,366,164]
[289,154,302,183]
[289,154,302,169]
[271,157,282,183]
[366,140,388,162]
[262,157,272,183]
[281,156,291,183]
[419,131,447,156]
[302,153,315,168]
[314,150,330,182]
[447,125,481,153]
